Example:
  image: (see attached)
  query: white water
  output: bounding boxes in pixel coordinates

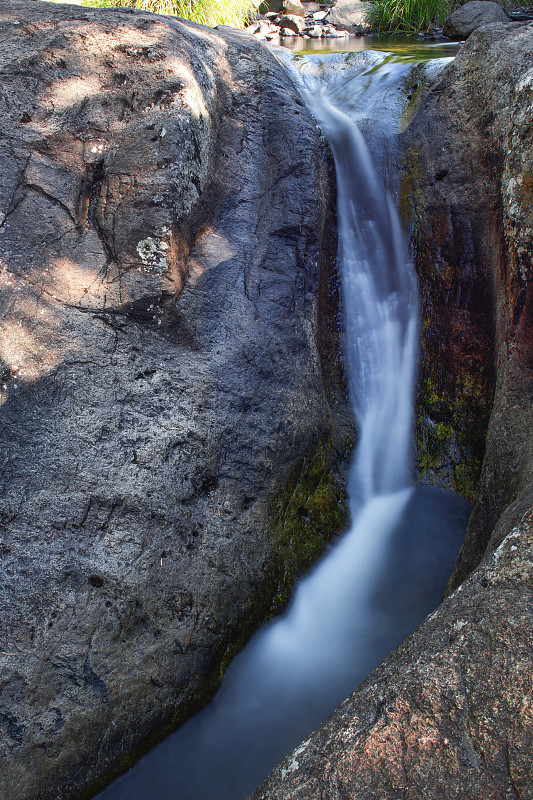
[303,81,418,503]
[97,53,468,800]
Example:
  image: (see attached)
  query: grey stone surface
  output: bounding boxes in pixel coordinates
[443,0,509,38]
[0,1,351,798]
[278,13,306,32]
[258,0,306,17]
[328,0,371,29]
[249,22,533,800]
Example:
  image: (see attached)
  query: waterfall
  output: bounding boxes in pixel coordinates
[304,83,419,504]
[97,52,468,800]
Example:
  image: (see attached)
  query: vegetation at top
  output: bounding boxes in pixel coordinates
[44,0,516,45]
[43,0,456,34]
[369,0,514,33]
[45,0,259,29]
[368,0,454,33]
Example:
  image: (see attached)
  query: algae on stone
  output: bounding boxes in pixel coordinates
[399,144,494,502]
[270,437,349,615]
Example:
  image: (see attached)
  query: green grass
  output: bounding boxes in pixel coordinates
[369,0,454,33]
[44,0,259,29]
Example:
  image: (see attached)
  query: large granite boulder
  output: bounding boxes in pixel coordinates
[250,21,533,800]
[328,0,372,30]
[258,0,306,17]
[443,0,509,38]
[0,2,351,798]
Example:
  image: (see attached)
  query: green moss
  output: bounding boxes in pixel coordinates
[399,147,426,246]
[416,366,491,502]
[269,439,349,615]
[400,63,430,132]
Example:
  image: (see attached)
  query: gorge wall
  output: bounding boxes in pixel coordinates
[0,2,352,797]
[252,21,533,800]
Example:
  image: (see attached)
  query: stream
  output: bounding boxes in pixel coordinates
[96,46,470,800]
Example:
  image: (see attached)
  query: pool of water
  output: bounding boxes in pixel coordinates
[281,33,463,59]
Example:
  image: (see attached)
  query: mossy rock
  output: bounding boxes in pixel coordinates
[399,146,494,502]
[216,435,351,678]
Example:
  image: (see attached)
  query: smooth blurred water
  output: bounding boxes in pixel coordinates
[96,51,468,800]
[303,82,418,502]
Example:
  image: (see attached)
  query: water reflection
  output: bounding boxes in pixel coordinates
[282,34,462,59]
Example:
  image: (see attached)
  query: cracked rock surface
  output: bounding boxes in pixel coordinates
[0,2,349,797]
[250,23,533,800]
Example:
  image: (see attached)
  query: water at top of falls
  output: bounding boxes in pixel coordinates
[303,81,419,502]
[282,33,462,58]
[96,52,469,800]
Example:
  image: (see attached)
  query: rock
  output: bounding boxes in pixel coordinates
[265,27,281,39]
[0,1,352,798]
[322,24,348,36]
[313,9,329,20]
[280,26,299,35]
[443,0,510,38]
[278,13,306,31]
[328,0,372,29]
[250,21,533,800]
[258,0,305,16]
[307,23,324,36]
[283,0,306,15]
[401,20,533,581]
[251,18,279,36]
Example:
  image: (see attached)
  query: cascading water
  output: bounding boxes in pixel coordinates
[96,52,469,800]
[304,82,419,505]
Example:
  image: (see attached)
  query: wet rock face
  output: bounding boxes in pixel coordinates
[250,22,533,800]
[0,2,350,798]
[403,21,533,588]
[402,22,533,509]
[400,49,500,502]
